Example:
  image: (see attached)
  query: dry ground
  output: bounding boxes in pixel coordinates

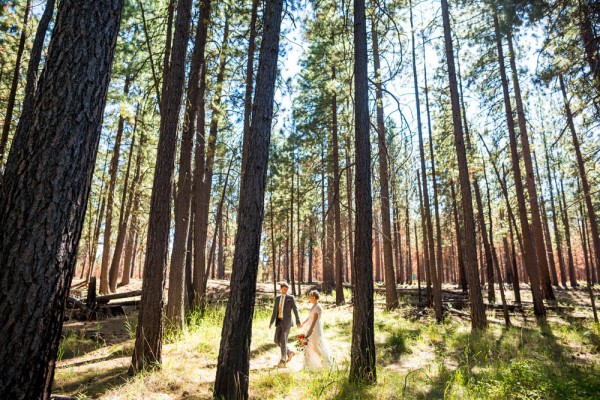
[53,281,600,399]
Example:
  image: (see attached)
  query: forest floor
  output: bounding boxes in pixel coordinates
[53,280,600,399]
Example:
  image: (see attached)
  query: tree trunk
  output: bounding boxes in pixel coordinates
[101,75,131,293]
[130,0,193,373]
[88,192,107,281]
[184,214,194,310]
[332,65,345,305]
[494,253,511,326]
[371,14,397,308]
[110,113,140,289]
[392,185,404,284]
[121,140,144,289]
[283,214,291,282]
[451,181,468,293]
[374,213,382,282]
[0,0,31,168]
[406,188,413,285]
[205,159,232,287]
[478,232,485,287]
[218,198,225,280]
[415,221,422,302]
[321,142,327,287]
[493,9,545,316]
[308,220,313,284]
[484,165,503,303]
[270,193,277,295]
[167,0,210,327]
[349,0,376,385]
[290,161,296,295]
[506,208,522,304]
[558,175,578,287]
[474,180,495,303]
[542,129,568,287]
[493,165,523,304]
[506,27,555,301]
[345,138,354,284]
[534,149,559,286]
[586,209,598,284]
[322,138,335,293]
[327,159,335,288]
[579,202,599,322]
[411,0,440,320]
[9,0,56,158]
[191,0,212,307]
[441,0,487,328]
[559,75,600,286]
[213,1,283,396]
[297,174,303,293]
[417,170,432,305]
[0,1,123,397]
[459,53,496,302]
[277,241,282,282]
[423,33,444,291]
[121,186,140,288]
[196,13,230,308]
[83,72,112,276]
[240,0,260,177]
[503,236,513,284]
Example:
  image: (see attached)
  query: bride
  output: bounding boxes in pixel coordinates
[300,290,332,369]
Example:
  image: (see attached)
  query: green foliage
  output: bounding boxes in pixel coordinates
[383,329,408,359]
[57,332,105,362]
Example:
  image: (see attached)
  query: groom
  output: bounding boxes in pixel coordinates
[269,281,301,367]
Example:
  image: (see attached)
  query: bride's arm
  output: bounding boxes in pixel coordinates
[307,311,319,337]
[300,315,310,327]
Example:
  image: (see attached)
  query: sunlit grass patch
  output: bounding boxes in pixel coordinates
[107,341,134,358]
[53,364,130,399]
[381,329,408,361]
[58,332,105,361]
[253,369,296,398]
[438,321,600,399]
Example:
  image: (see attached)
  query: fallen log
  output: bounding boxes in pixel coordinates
[66,297,97,321]
[66,296,91,312]
[105,300,140,307]
[444,305,505,325]
[95,290,142,304]
[485,303,522,312]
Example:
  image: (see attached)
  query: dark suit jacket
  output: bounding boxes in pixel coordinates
[270,294,300,328]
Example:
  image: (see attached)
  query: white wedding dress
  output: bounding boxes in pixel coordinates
[303,303,332,370]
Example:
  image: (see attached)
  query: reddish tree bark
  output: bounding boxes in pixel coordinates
[441,0,487,328]
[349,0,376,384]
[130,0,193,372]
[0,1,123,397]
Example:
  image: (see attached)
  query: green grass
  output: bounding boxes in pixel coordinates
[53,299,600,399]
[57,332,105,361]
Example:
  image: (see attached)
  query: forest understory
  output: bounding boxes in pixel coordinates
[53,279,600,400]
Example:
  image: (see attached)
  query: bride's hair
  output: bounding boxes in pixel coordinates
[308,290,320,300]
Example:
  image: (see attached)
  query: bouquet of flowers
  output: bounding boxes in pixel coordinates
[295,334,308,352]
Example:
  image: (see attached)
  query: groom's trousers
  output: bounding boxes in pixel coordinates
[274,321,292,362]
